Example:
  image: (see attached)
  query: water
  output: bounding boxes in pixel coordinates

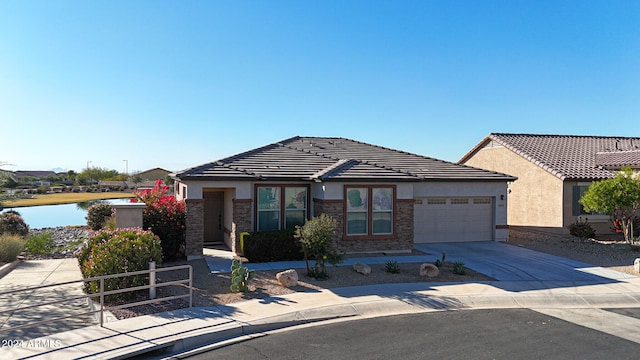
[2,198,132,229]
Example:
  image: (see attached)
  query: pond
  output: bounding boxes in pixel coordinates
[1,198,132,229]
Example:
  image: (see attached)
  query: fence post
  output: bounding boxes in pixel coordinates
[149,261,156,300]
[100,278,104,327]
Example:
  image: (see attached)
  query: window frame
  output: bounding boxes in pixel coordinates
[344,185,396,239]
[255,184,309,231]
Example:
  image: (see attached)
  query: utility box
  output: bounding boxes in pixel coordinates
[112,203,146,229]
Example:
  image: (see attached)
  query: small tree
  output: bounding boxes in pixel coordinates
[295,214,343,279]
[580,166,640,244]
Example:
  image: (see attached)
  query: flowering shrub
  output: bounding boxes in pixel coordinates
[86,203,114,230]
[134,180,186,261]
[0,212,29,237]
[77,228,162,301]
[611,216,640,238]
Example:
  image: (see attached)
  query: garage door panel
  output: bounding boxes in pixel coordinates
[414,197,493,243]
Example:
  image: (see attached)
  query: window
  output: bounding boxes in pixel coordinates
[256,185,308,231]
[346,186,394,236]
[572,185,596,216]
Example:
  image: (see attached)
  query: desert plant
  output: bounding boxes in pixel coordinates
[230,259,256,292]
[452,261,466,275]
[0,234,25,263]
[385,260,401,274]
[86,203,114,231]
[434,252,446,267]
[568,217,595,239]
[78,228,162,301]
[0,212,29,237]
[24,231,55,255]
[295,214,343,279]
[134,180,186,261]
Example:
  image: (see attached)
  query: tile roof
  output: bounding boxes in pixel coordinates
[460,133,640,180]
[175,136,515,182]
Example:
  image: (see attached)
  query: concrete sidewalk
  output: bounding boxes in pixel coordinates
[0,259,98,340]
[3,243,640,359]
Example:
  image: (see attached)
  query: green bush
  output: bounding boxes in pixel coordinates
[77,228,162,301]
[86,203,114,231]
[25,232,55,255]
[384,260,400,274]
[295,214,343,279]
[0,234,25,263]
[452,261,466,275]
[0,212,29,237]
[242,228,303,262]
[568,217,596,239]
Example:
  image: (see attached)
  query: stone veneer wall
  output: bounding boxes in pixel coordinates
[232,199,253,254]
[313,198,414,253]
[185,199,204,259]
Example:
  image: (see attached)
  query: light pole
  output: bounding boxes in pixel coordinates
[123,160,128,176]
[86,161,92,187]
[86,160,92,170]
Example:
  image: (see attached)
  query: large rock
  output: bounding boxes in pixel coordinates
[634,258,640,273]
[419,263,439,278]
[276,269,299,287]
[353,262,371,275]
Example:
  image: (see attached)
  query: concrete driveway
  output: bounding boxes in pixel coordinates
[414,242,636,285]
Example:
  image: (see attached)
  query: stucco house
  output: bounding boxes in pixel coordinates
[459,133,640,236]
[172,136,515,259]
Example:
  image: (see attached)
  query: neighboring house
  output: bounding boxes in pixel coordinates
[13,170,57,179]
[135,168,171,181]
[459,133,640,236]
[172,136,515,259]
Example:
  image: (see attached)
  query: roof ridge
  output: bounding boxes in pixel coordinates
[491,132,640,140]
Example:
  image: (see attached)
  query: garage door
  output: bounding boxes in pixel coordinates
[414,197,493,243]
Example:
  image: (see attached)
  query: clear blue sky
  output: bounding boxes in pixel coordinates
[2,1,639,174]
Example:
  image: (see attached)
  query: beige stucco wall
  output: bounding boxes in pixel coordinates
[562,180,611,234]
[462,144,564,228]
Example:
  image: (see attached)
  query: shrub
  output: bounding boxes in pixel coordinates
[0,234,25,263]
[86,203,114,231]
[242,228,303,262]
[434,252,446,267]
[385,260,400,274]
[295,214,343,279]
[25,232,55,255]
[77,228,162,301]
[452,261,466,275]
[0,212,29,237]
[568,217,595,239]
[134,180,186,261]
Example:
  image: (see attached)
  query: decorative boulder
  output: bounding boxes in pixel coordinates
[353,262,371,275]
[419,263,440,278]
[634,258,640,273]
[276,269,299,287]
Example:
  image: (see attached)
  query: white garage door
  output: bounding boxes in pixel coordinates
[414,197,493,243]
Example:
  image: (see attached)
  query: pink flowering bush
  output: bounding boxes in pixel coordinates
[78,228,162,301]
[134,180,186,261]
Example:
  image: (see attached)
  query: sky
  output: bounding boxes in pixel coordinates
[1,1,639,174]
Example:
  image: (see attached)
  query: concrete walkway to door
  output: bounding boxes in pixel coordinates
[414,242,638,292]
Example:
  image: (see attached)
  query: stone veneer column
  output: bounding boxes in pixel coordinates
[232,199,253,254]
[185,198,204,260]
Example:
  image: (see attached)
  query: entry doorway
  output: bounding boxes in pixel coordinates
[203,191,224,246]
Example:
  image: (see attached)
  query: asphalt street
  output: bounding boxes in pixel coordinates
[180,309,640,360]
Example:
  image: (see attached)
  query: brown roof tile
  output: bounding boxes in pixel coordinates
[461,133,640,180]
[175,136,515,182]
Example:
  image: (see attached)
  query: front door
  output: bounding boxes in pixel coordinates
[204,191,224,245]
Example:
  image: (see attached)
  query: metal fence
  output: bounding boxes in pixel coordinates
[0,264,192,334]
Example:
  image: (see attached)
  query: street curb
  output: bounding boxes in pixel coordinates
[0,258,21,279]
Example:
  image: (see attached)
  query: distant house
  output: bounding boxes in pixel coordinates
[135,168,171,181]
[459,133,640,236]
[172,136,515,259]
[13,171,57,179]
